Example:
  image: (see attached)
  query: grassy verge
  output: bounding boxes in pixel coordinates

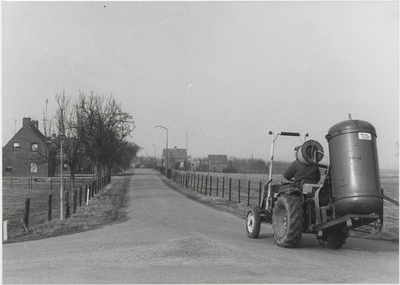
[3,175,129,244]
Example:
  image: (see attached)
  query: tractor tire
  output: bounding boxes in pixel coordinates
[246,205,261,238]
[272,194,304,247]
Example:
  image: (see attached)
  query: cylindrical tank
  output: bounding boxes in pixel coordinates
[325,119,383,215]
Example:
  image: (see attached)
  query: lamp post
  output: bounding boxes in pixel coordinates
[155,126,168,177]
[59,134,66,220]
[46,134,66,220]
[185,130,189,155]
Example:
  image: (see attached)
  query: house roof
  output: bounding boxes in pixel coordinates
[29,124,47,143]
[208,155,228,164]
[4,118,48,149]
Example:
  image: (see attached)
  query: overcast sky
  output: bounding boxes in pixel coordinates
[2,1,399,168]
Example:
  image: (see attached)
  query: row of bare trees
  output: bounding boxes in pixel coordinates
[45,91,139,189]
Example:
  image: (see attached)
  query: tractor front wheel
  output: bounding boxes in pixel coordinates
[272,194,304,247]
[246,206,261,238]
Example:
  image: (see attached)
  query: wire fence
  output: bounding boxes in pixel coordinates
[172,171,265,207]
[2,175,111,241]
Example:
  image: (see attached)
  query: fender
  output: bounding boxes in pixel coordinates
[278,188,302,197]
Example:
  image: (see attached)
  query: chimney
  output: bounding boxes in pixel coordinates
[31,120,39,129]
[23,117,31,128]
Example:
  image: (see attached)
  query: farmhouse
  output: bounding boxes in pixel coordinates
[162,147,187,170]
[208,155,228,172]
[2,117,57,177]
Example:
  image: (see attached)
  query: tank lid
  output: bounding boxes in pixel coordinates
[325,120,377,140]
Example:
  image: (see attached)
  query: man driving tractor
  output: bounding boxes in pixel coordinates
[283,145,321,189]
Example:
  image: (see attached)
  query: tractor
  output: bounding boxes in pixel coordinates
[246,118,384,249]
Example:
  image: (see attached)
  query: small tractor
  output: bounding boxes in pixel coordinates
[246,118,383,249]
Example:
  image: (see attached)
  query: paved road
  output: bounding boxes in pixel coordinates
[3,169,399,283]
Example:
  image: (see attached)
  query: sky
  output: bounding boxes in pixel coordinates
[2,1,399,169]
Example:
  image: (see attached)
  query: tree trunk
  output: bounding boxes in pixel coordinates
[69,164,76,190]
[93,162,101,179]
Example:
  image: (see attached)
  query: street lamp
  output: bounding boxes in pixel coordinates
[47,133,66,220]
[155,126,168,177]
[59,134,66,220]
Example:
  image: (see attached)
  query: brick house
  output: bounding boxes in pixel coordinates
[2,118,60,177]
[208,155,228,172]
[162,147,188,170]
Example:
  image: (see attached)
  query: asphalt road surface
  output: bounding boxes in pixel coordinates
[3,169,399,283]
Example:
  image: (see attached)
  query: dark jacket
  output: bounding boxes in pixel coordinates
[283,160,320,188]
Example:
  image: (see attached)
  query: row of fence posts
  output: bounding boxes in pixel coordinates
[3,175,111,241]
[173,171,263,207]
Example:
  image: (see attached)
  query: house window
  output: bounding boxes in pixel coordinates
[30,163,38,173]
[31,143,38,152]
[13,142,20,152]
[5,166,13,172]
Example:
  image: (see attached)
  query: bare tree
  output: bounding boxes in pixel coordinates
[53,91,82,189]
[75,92,135,179]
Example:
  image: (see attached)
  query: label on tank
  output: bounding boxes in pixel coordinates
[358,133,372,140]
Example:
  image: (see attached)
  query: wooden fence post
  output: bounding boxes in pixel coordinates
[205,176,208,195]
[65,191,70,219]
[216,178,219,197]
[238,179,241,203]
[79,186,82,207]
[222,177,225,198]
[24,198,30,227]
[209,176,212,196]
[86,185,90,205]
[73,189,77,214]
[84,185,87,204]
[247,180,251,206]
[48,195,52,222]
[201,175,203,194]
[229,178,232,201]
[197,175,200,192]
[3,221,8,241]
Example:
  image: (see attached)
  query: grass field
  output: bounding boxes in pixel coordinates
[2,175,128,244]
[2,176,93,240]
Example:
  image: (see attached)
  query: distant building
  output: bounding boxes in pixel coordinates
[162,147,187,170]
[2,117,58,177]
[189,158,201,169]
[208,155,228,172]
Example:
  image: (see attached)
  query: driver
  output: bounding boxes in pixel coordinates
[283,146,321,189]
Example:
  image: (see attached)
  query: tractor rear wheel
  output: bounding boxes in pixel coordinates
[272,194,304,247]
[246,206,261,238]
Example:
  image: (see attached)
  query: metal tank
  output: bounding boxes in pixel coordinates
[325,119,383,215]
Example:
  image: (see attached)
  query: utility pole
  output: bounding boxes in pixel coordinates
[186,130,189,156]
